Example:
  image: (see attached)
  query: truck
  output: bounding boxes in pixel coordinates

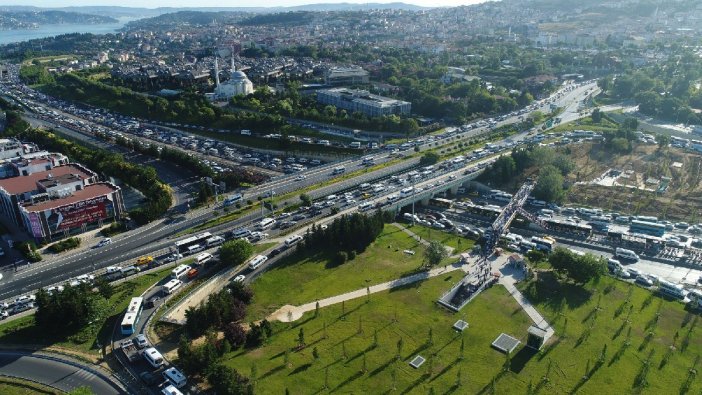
[120,339,141,362]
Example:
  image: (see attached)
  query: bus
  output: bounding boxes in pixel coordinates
[658,280,687,300]
[175,232,212,254]
[531,236,556,252]
[543,219,592,236]
[629,220,666,237]
[223,194,242,207]
[429,198,453,209]
[257,217,276,230]
[171,265,192,280]
[120,297,144,335]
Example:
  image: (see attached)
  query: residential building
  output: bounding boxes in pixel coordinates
[316,88,411,117]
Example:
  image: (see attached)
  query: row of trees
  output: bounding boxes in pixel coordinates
[184,282,253,338]
[482,145,575,203]
[35,283,109,336]
[4,126,172,224]
[300,211,392,257]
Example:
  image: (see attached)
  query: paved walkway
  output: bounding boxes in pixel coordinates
[391,222,455,256]
[492,256,555,342]
[268,258,476,322]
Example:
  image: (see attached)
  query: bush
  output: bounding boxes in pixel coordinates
[14,241,43,262]
[47,237,81,253]
[100,221,127,237]
[336,251,348,265]
[349,250,357,260]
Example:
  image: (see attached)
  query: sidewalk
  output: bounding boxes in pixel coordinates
[493,256,555,342]
[391,222,455,256]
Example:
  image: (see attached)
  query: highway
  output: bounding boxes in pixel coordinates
[0,350,125,394]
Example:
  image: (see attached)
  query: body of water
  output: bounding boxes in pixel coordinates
[0,17,136,45]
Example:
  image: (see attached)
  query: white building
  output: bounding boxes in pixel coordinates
[210,56,254,101]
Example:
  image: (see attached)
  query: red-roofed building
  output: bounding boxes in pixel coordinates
[0,164,97,228]
[20,182,125,241]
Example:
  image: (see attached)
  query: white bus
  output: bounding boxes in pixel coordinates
[195,252,213,265]
[171,265,192,280]
[658,280,687,300]
[175,232,212,254]
[257,217,276,230]
[143,347,164,368]
[284,234,303,247]
[120,297,143,335]
[248,255,268,270]
[332,166,346,175]
[162,366,187,388]
[163,279,183,295]
[531,236,556,252]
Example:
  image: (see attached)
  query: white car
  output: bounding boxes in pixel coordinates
[13,295,36,306]
[233,275,246,283]
[96,238,112,247]
[76,274,95,284]
[294,175,307,181]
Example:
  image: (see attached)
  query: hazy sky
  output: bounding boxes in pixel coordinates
[3,0,488,8]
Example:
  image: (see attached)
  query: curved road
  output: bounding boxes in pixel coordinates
[0,350,125,394]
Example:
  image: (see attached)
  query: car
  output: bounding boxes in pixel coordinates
[96,238,112,248]
[233,275,246,283]
[11,302,34,314]
[635,275,654,287]
[13,295,35,306]
[0,310,8,320]
[163,253,183,263]
[45,285,64,295]
[294,175,307,181]
[76,274,95,284]
[134,334,149,349]
[139,371,161,386]
[145,297,160,309]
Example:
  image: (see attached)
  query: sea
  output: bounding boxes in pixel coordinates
[0,17,137,45]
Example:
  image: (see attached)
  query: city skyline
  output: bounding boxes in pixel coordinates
[0,0,488,8]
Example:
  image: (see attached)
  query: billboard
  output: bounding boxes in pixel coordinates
[28,212,44,238]
[44,195,114,232]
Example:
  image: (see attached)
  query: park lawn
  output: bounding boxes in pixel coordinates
[225,273,534,394]
[247,225,436,320]
[253,242,276,254]
[404,224,475,253]
[0,267,172,357]
[515,271,702,394]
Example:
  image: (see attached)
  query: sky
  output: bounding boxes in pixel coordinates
[2,0,488,9]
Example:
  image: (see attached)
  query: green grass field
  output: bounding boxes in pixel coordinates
[0,377,60,395]
[405,224,475,253]
[226,274,533,394]
[247,225,439,320]
[0,267,172,358]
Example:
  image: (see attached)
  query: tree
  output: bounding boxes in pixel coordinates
[219,239,254,267]
[224,322,247,348]
[419,152,440,166]
[424,240,448,267]
[533,165,565,203]
[490,155,516,182]
[207,363,248,395]
[95,277,114,299]
[298,327,305,347]
[591,108,602,123]
[299,193,311,207]
[655,134,670,150]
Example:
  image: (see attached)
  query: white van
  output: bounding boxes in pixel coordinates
[248,255,268,270]
[284,234,303,247]
[187,244,204,255]
[358,202,374,212]
[195,252,213,265]
[143,347,164,368]
[257,218,276,230]
[615,248,639,261]
[607,258,622,272]
[161,384,183,395]
[162,366,187,388]
[171,264,192,280]
[206,236,225,247]
[231,228,251,239]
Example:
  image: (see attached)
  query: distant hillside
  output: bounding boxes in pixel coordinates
[0,10,117,30]
[238,11,315,26]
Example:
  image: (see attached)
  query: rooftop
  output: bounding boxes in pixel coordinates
[22,183,118,212]
[0,164,93,195]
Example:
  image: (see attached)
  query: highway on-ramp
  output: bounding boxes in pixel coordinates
[0,350,125,394]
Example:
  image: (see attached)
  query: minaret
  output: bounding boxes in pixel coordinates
[214,57,220,87]
[231,49,236,72]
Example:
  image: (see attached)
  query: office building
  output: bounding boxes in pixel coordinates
[316,88,411,117]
